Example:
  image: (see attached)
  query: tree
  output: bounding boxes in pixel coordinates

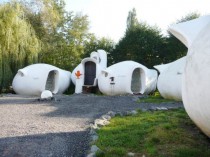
[0,1,40,91]
[21,0,65,32]
[0,0,111,92]
[126,8,139,31]
[21,0,91,71]
[40,13,91,71]
[177,12,200,23]
[111,23,166,68]
[22,0,68,63]
[83,35,115,65]
[111,10,201,69]
[111,8,166,68]
[0,0,71,91]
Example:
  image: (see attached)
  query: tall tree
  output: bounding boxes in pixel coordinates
[111,23,166,68]
[126,8,139,31]
[0,0,98,92]
[40,13,91,71]
[21,0,65,32]
[20,0,90,71]
[111,9,166,68]
[0,1,40,91]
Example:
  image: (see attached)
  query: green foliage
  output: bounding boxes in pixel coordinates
[111,23,166,68]
[40,13,91,71]
[138,96,175,103]
[177,12,200,23]
[111,11,201,68]
[126,8,139,31]
[110,8,169,68]
[21,0,65,32]
[138,91,177,103]
[95,109,210,157]
[83,35,115,65]
[0,1,40,91]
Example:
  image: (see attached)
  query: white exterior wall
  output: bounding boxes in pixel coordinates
[144,69,158,94]
[169,15,210,137]
[98,61,157,95]
[97,49,107,69]
[72,64,83,85]
[154,57,186,101]
[12,64,71,96]
[71,50,107,93]
[169,15,210,48]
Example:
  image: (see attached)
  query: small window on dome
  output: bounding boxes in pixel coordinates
[105,72,108,77]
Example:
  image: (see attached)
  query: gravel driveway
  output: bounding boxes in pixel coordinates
[0,94,183,157]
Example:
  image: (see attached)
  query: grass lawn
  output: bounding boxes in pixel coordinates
[138,92,178,103]
[95,109,210,157]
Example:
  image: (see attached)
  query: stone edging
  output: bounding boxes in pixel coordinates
[86,106,170,157]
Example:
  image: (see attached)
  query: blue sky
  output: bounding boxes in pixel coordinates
[65,0,210,42]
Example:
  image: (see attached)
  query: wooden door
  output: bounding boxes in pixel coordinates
[84,61,96,85]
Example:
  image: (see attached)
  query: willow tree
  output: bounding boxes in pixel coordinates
[0,2,40,91]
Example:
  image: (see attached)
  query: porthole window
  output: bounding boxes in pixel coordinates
[18,71,24,77]
[105,72,108,77]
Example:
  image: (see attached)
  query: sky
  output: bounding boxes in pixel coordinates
[65,0,210,42]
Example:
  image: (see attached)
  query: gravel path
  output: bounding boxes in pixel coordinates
[0,94,183,157]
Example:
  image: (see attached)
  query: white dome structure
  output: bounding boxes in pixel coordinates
[12,64,71,96]
[98,61,157,95]
[71,49,107,93]
[168,15,210,137]
[154,57,186,101]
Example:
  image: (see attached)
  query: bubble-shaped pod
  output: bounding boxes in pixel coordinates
[12,64,71,96]
[169,15,210,137]
[98,61,157,96]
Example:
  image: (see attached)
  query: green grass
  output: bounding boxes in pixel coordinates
[138,91,178,103]
[95,109,210,157]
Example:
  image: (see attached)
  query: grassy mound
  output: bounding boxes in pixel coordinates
[95,109,210,157]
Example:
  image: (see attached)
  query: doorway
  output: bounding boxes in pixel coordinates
[131,68,141,93]
[45,70,57,93]
[84,61,96,85]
